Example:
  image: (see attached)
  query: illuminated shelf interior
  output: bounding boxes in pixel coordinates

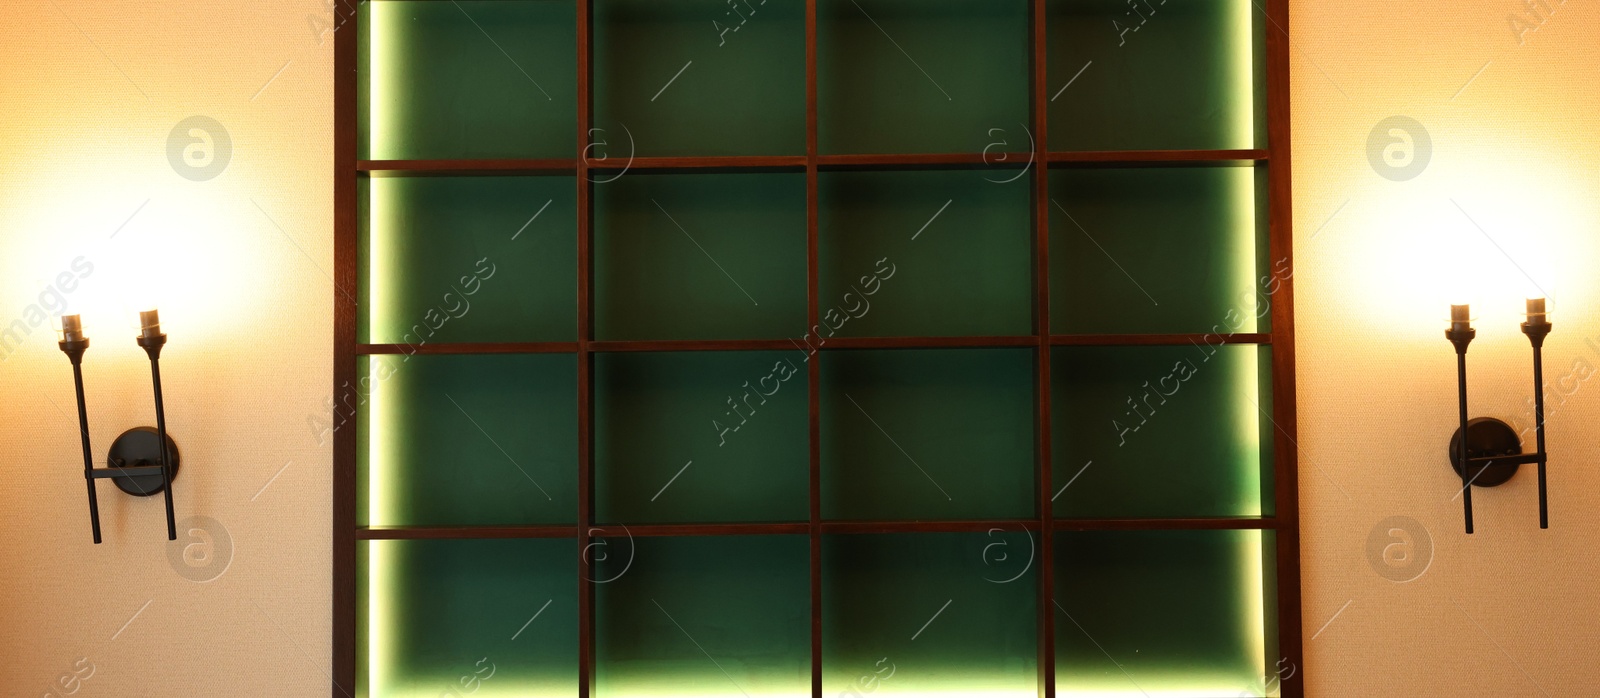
[347,0,1286,695]
[1054,530,1275,697]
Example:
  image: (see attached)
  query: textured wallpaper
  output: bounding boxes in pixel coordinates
[0,1,334,695]
[1291,0,1600,695]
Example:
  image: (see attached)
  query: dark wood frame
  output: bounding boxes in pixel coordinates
[333,0,1299,695]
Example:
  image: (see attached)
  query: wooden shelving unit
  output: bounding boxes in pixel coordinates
[335,0,1298,696]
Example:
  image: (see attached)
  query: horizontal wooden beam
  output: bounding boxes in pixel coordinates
[358,334,1274,355]
[356,517,1278,540]
[356,150,1268,175]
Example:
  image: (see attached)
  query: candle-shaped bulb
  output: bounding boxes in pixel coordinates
[1450,304,1471,332]
[58,314,85,343]
[1526,297,1547,322]
[139,309,163,339]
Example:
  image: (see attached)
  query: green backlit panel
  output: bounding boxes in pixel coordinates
[359,1,577,160]
[359,354,578,527]
[818,0,1030,155]
[595,535,811,698]
[818,170,1032,338]
[821,349,1035,521]
[1054,530,1272,697]
[594,173,808,340]
[1052,345,1270,519]
[363,175,577,344]
[1049,165,1267,335]
[595,0,805,156]
[595,351,809,524]
[824,532,1038,696]
[360,538,578,698]
[1047,0,1263,151]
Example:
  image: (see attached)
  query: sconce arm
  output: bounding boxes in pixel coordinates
[1523,318,1552,529]
[1465,452,1545,468]
[60,338,103,545]
[90,465,167,479]
[136,332,177,541]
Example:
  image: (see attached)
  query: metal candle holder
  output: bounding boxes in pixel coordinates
[1445,299,1551,534]
[57,310,181,543]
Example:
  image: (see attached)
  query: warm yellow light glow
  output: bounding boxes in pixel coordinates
[368,538,389,698]
[368,3,397,339]
[1334,152,1586,348]
[369,178,388,342]
[1228,165,1260,335]
[369,357,393,526]
[1241,529,1268,697]
[1233,348,1263,517]
[367,362,393,694]
[1227,0,1255,150]
[370,2,399,159]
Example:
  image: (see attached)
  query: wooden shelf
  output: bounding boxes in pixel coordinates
[357,150,1264,176]
[358,159,576,175]
[822,519,1039,535]
[586,155,807,172]
[361,342,579,355]
[817,152,1033,169]
[359,525,577,540]
[1047,149,1268,164]
[1053,517,1277,532]
[359,334,1272,355]
[586,339,796,353]
[356,518,1276,540]
[1050,333,1270,346]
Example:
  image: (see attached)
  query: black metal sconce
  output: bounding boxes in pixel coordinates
[57,310,180,544]
[1445,298,1551,534]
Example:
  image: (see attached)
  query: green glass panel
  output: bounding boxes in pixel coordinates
[360,354,578,526]
[818,0,1030,154]
[1046,0,1263,151]
[1054,530,1272,696]
[1049,165,1268,335]
[595,535,810,697]
[818,170,1032,338]
[360,538,578,698]
[594,173,808,340]
[594,0,805,156]
[1052,345,1268,518]
[595,351,809,524]
[363,175,578,344]
[360,0,577,160]
[821,349,1035,521]
[823,532,1037,696]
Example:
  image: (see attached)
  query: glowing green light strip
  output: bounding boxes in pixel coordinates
[1228,0,1255,150]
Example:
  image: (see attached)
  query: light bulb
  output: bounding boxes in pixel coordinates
[55,313,86,343]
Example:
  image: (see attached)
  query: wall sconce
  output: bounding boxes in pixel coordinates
[56,310,180,544]
[1445,298,1551,534]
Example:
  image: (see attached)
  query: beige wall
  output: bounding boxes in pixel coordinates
[2,0,1598,696]
[0,1,334,695]
[1292,0,1600,695]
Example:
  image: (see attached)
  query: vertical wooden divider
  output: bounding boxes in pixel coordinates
[331,0,358,695]
[805,1,823,696]
[1265,0,1302,694]
[576,0,596,695]
[1030,0,1055,696]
